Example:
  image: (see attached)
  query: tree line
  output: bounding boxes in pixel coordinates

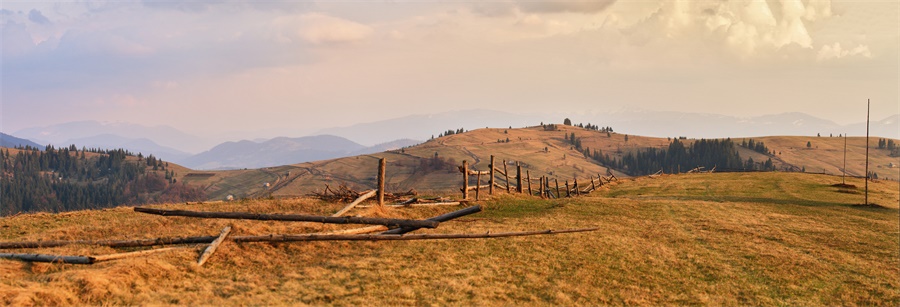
[582,138,775,176]
[0,145,205,216]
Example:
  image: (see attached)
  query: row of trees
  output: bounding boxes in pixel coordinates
[583,138,775,176]
[0,146,205,216]
[877,138,896,150]
[561,118,613,132]
[740,139,771,155]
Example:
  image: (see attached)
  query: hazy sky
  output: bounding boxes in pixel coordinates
[2,0,898,137]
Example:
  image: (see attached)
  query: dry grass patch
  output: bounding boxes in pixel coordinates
[1,173,898,306]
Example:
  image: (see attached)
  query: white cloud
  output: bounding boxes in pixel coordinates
[816,42,871,61]
[273,13,373,45]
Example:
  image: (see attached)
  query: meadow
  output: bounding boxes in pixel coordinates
[1,172,898,305]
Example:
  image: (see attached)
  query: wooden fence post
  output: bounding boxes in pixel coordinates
[378,158,386,206]
[574,178,580,196]
[489,155,495,195]
[516,162,522,193]
[476,171,481,201]
[504,161,510,193]
[462,160,468,200]
[591,175,596,191]
[598,173,604,187]
[526,171,532,196]
[539,176,544,198]
[565,181,570,197]
[555,179,560,198]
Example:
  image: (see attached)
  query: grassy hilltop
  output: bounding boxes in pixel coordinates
[1,172,898,306]
[178,125,900,201]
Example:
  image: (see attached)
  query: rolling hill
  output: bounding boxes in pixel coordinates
[0,133,42,148]
[177,125,900,201]
[178,135,420,170]
[1,172,896,305]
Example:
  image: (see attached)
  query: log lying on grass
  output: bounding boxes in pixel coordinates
[0,226,598,249]
[1,253,95,264]
[332,189,376,217]
[233,227,600,243]
[0,236,219,249]
[381,205,482,235]
[197,226,231,266]
[92,247,186,262]
[134,207,438,229]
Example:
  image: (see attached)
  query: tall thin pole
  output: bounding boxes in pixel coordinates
[842,133,847,185]
[865,99,870,205]
[378,158,386,206]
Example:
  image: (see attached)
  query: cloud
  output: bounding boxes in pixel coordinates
[1,21,35,57]
[273,13,373,45]
[141,0,223,13]
[518,0,617,14]
[56,29,153,57]
[816,42,871,61]
[27,9,50,24]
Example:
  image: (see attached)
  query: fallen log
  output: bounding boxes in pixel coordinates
[312,225,388,235]
[133,207,438,229]
[332,189,376,217]
[1,253,94,264]
[0,225,597,249]
[381,205,483,235]
[92,247,186,262]
[198,226,231,266]
[0,236,219,249]
[357,202,461,208]
[238,227,599,242]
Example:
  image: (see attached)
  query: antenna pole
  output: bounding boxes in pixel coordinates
[843,133,847,185]
[865,99,870,205]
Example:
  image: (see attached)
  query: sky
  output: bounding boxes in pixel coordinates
[2,0,898,139]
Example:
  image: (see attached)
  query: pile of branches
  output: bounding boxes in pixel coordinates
[307,184,417,203]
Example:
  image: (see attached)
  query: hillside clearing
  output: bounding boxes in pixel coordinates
[0,173,898,306]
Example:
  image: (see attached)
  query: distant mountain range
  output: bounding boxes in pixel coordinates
[0,132,42,148]
[6,110,897,170]
[319,109,900,144]
[12,121,216,154]
[179,135,420,170]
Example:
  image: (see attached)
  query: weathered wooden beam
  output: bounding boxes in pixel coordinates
[242,227,599,242]
[555,178,561,197]
[332,189,376,217]
[92,247,186,262]
[465,184,492,191]
[462,160,469,200]
[312,225,388,235]
[378,158,386,206]
[0,236,219,249]
[1,225,598,248]
[466,170,491,176]
[516,162,522,193]
[359,202,461,208]
[133,207,438,229]
[504,161,510,193]
[475,171,481,200]
[527,170,532,196]
[381,205,483,235]
[0,253,94,264]
[197,226,231,266]
[489,155,495,195]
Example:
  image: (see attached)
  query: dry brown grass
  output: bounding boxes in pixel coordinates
[1,172,898,306]
[185,127,899,201]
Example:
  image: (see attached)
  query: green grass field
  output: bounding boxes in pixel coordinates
[1,172,898,305]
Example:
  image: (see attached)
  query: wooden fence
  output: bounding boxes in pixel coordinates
[458,155,617,200]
